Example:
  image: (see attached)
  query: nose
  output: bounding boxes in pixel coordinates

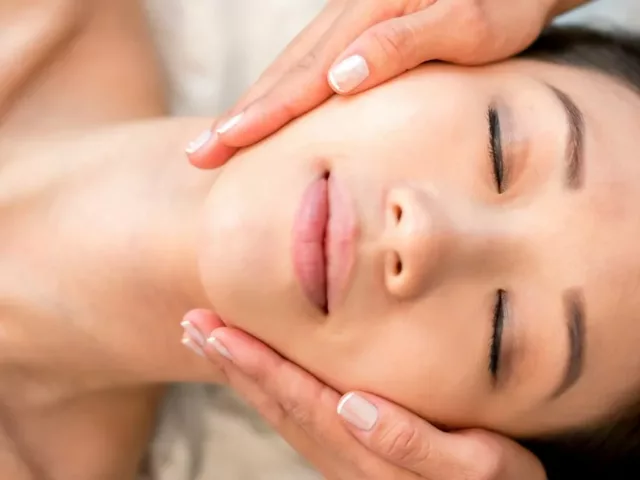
[384,185,453,299]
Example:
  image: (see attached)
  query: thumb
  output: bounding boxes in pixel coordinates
[327,7,451,95]
[337,392,545,479]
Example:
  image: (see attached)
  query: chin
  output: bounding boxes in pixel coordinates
[196,160,315,340]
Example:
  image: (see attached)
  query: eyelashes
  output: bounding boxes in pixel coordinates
[489,289,507,379]
[488,105,506,381]
[488,105,505,193]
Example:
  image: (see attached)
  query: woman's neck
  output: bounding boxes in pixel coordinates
[0,118,223,404]
[0,117,224,480]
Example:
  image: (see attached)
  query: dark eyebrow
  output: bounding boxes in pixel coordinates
[551,289,586,399]
[546,84,585,190]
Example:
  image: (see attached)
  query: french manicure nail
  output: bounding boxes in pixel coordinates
[182,336,205,358]
[328,55,370,94]
[337,393,378,431]
[208,336,233,361]
[215,112,244,135]
[185,130,213,155]
[180,320,206,347]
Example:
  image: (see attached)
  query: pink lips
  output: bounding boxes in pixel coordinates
[292,173,358,314]
[292,176,329,312]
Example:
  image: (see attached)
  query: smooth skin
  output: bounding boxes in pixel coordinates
[185,0,590,478]
[0,1,610,479]
[0,2,540,479]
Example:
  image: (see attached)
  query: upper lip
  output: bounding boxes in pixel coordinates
[292,172,358,314]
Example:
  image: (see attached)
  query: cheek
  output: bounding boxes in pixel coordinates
[292,313,488,429]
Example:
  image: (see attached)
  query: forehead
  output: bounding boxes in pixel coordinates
[530,61,640,412]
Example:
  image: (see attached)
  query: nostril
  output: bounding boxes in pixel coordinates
[386,251,404,280]
[394,259,403,275]
[393,253,403,276]
[392,204,403,223]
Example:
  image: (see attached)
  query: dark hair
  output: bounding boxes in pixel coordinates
[515,26,640,479]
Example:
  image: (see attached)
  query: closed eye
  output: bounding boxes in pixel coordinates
[489,289,507,382]
[488,105,505,193]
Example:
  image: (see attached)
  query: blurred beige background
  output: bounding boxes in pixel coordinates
[140,1,640,479]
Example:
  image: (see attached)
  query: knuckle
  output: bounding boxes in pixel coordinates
[447,0,493,58]
[266,50,325,121]
[246,362,273,391]
[291,49,321,75]
[251,395,287,428]
[279,392,315,428]
[366,23,417,69]
[457,431,505,480]
[373,419,428,464]
[277,94,304,123]
[274,366,320,431]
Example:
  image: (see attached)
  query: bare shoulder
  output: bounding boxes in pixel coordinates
[0,0,85,121]
[0,0,166,135]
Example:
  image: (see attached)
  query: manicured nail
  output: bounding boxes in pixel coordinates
[328,55,370,94]
[207,336,233,361]
[215,112,244,135]
[337,393,378,431]
[182,336,205,358]
[180,320,206,347]
[185,130,213,155]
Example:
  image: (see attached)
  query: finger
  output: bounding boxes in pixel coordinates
[214,1,406,148]
[186,2,343,169]
[211,364,346,478]
[180,309,225,357]
[181,309,225,338]
[337,392,502,479]
[326,7,445,95]
[186,132,238,169]
[203,327,401,478]
[184,320,290,427]
[204,327,345,441]
[232,0,345,112]
[328,0,538,97]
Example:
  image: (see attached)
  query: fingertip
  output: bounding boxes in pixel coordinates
[182,309,225,334]
[185,129,214,156]
[327,54,371,94]
[211,326,270,354]
[337,391,379,432]
[215,112,245,136]
[214,105,281,147]
[186,132,238,169]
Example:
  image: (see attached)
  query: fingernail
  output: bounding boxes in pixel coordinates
[185,130,213,155]
[207,336,233,361]
[328,55,370,94]
[180,320,206,347]
[182,336,205,358]
[337,393,378,431]
[215,112,244,135]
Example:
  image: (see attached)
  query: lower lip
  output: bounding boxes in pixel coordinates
[292,176,329,313]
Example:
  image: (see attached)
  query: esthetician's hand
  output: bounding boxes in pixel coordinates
[186,0,586,168]
[181,310,547,480]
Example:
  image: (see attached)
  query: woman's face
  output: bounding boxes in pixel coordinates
[199,57,640,437]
